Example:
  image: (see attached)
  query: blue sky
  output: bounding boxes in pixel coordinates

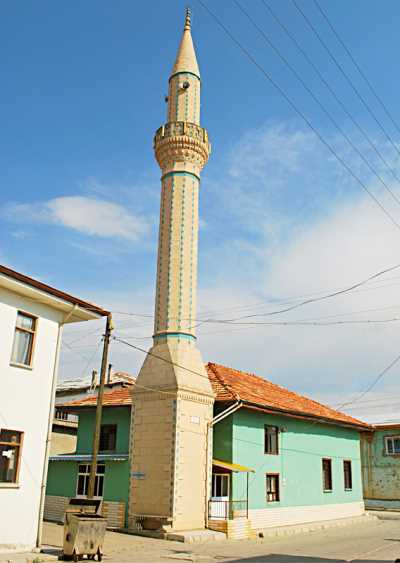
[2,1,400,422]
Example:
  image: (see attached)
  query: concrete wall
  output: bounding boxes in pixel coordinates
[361,428,400,509]
[0,287,63,553]
[50,424,77,456]
[44,495,126,528]
[213,408,364,530]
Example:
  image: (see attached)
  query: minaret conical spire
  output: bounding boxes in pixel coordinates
[171,7,200,78]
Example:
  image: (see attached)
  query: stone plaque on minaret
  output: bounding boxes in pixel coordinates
[128,10,215,533]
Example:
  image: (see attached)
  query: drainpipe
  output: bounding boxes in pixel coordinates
[205,400,242,528]
[211,400,242,428]
[36,303,78,549]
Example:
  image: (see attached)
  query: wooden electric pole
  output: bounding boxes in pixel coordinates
[87,313,113,499]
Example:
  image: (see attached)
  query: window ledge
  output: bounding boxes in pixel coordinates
[0,483,20,489]
[345,488,353,492]
[323,490,333,493]
[10,362,33,371]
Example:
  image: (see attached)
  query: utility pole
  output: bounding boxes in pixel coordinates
[87,313,113,499]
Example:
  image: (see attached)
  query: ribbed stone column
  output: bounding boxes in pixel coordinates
[129,9,214,534]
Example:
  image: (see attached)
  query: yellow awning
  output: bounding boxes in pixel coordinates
[212,459,255,473]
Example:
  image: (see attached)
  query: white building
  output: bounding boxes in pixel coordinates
[0,264,108,553]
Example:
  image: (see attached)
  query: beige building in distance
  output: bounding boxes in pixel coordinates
[129,10,215,534]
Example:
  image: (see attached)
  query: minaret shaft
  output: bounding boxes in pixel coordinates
[152,19,210,340]
[154,172,199,337]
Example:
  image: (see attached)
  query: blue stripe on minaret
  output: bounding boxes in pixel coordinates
[162,171,200,182]
[169,71,200,82]
[153,332,197,342]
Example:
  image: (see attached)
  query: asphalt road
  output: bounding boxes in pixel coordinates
[14,515,400,563]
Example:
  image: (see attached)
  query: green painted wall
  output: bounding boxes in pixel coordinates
[47,461,76,497]
[213,415,233,462]
[213,409,363,510]
[361,429,400,500]
[102,460,130,503]
[76,407,130,455]
[47,460,130,502]
[47,406,131,525]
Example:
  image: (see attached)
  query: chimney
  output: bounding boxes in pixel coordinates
[90,369,98,390]
[107,363,113,385]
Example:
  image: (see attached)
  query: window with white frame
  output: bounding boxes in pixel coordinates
[76,464,105,497]
[11,311,37,367]
[385,436,400,455]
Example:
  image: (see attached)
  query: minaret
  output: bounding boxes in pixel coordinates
[129,9,215,533]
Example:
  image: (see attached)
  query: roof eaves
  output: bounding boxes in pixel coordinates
[207,362,240,401]
[241,401,372,431]
[0,264,109,317]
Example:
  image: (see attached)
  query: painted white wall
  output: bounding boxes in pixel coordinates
[248,501,365,530]
[0,287,64,553]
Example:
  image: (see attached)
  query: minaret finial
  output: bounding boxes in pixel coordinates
[184,7,191,30]
[170,5,200,78]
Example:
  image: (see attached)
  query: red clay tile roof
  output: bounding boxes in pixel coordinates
[60,362,370,429]
[59,385,133,409]
[207,362,370,429]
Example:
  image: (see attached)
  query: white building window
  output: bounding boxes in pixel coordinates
[0,429,23,484]
[11,311,37,367]
[76,464,105,497]
[385,436,400,455]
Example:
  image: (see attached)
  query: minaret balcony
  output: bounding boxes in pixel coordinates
[154,121,211,172]
[155,121,209,144]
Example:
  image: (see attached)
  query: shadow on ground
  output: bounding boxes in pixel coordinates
[221,555,397,563]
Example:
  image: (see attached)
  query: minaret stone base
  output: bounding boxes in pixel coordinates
[128,338,214,532]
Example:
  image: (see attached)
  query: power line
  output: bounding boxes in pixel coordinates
[234,0,400,209]
[198,317,400,327]
[292,0,400,161]
[261,0,400,189]
[313,0,400,140]
[113,261,400,324]
[113,274,400,323]
[335,352,400,409]
[196,304,400,337]
[196,1,400,231]
[210,262,400,322]
[113,336,213,383]
[170,273,400,321]
[113,334,398,418]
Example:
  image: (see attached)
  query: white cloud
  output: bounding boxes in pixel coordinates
[57,122,400,423]
[3,196,149,241]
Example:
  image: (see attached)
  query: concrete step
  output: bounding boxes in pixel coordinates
[256,513,378,539]
[166,529,226,543]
